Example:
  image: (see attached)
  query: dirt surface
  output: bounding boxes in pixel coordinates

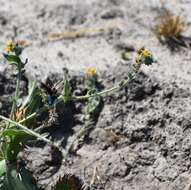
[19,64,191,190]
[0,68,28,117]
[1,0,191,190]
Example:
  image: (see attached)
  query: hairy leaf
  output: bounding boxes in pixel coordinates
[21,81,43,118]
[1,161,39,190]
[3,54,21,65]
[1,129,32,161]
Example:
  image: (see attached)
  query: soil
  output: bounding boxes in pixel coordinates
[0,67,28,117]
[1,0,191,190]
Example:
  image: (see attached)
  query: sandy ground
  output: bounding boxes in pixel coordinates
[1,0,191,189]
[0,0,191,82]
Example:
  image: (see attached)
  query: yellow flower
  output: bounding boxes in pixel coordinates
[137,47,145,55]
[142,49,152,58]
[5,40,14,53]
[86,67,97,77]
[136,47,154,66]
[137,47,152,58]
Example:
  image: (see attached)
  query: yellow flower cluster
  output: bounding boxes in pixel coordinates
[86,67,97,77]
[136,47,153,66]
[142,49,152,58]
[5,40,14,53]
[137,47,152,58]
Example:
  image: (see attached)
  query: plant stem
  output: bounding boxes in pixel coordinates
[73,84,121,101]
[19,112,36,124]
[19,107,48,124]
[72,66,138,101]
[57,61,141,103]
[0,114,67,159]
[0,115,57,148]
[65,118,95,158]
[57,76,130,102]
[10,67,21,120]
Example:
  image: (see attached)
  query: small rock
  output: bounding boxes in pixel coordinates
[101,9,124,19]
[153,157,178,181]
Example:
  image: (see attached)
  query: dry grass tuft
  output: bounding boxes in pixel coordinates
[155,11,186,39]
[154,10,191,50]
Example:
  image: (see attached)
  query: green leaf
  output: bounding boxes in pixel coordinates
[85,74,102,116]
[1,129,32,161]
[14,45,23,56]
[86,96,101,114]
[143,56,154,66]
[1,161,39,190]
[21,81,42,117]
[0,160,6,177]
[3,54,21,65]
[0,159,6,190]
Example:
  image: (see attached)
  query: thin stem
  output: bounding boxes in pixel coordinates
[19,112,36,124]
[65,120,93,158]
[10,67,21,120]
[57,62,141,103]
[74,84,122,101]
[57,76,129,102]
[72,66,138,101]
[19,107,48,124]
[0,115,55,147]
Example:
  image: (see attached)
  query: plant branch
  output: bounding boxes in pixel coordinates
[19,112,36,124]
[71,66,138,101]
[10,66,21,120]
[19,107,48,124]
[65,120,93,157]
[0,115,60,149]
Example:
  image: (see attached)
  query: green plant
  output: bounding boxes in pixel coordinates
[66,69,103,155]
[0,41,64,190]
[0,41,155,189]
[0,160,38,190]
